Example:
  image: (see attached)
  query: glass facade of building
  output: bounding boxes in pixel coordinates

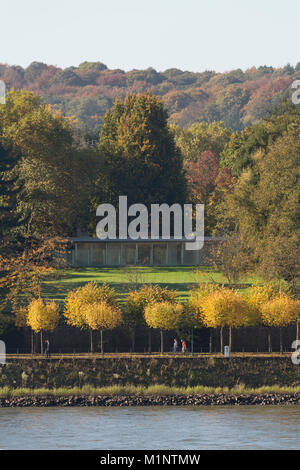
[70,240,204,266]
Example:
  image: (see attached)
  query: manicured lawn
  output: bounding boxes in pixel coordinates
[42,266,258,304]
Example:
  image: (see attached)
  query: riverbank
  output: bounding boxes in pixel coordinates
[1,385,300,406]
[1,393,300,407]
[2,356,300,389]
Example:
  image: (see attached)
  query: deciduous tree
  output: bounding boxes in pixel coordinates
[144,301,185,353]
[261,295,300,353]
[202,288,250,352]
[83,301,122,355]
[27,297,59,353]
[64,282,119,353]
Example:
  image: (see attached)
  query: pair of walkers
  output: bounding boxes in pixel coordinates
[173,338,186,354]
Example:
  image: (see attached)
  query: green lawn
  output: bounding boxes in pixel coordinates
[42,266,258,304]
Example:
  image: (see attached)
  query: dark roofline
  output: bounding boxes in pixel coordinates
[67,236,223,243]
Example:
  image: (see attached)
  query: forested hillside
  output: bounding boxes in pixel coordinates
[1,61,299,131]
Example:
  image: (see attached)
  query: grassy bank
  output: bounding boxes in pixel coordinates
[42,266,259,303]
[1,384,300,398]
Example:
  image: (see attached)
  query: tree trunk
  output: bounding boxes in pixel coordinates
[160,330,164,354]
[148,329,152,353]
[31,330,34,354]
[90,329,93,353]
[209,329,213,354]
[296,321,299,345]
[268,331,272,353]
[279,327,283,354]
[100,328,104,356]
[220,327,223,353]
[130,328,135,352]
[229,327,232,352]
[40,330,43,355]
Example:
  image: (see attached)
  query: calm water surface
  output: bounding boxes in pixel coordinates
[0,405,299,450]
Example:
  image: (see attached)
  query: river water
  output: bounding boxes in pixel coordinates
[0,405,299,450]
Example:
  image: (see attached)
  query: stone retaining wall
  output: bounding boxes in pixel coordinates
[0,356,299,389]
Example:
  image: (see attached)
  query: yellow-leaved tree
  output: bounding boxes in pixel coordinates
[247,283,292,352]
[186,284,220,353]
[202,288,250,352]
[144,301,185,353]
[27,298,60,353]
[261,294,300,353]
[123,285,178,352]
[83,301,122,355]
[64,281,119,352]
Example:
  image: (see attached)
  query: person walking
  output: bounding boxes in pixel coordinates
[181,339,187,354]
[44,339,50,359]
[173,338,178,354]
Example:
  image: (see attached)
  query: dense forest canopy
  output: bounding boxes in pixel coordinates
[1,61,299,131]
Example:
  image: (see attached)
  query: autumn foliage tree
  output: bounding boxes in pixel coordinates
[27,297,59,353]
[202,288,250,352]
[261,295,300,353]
[186,284,220,352]
[123,284,178,352]
[144,301,185,353]
[219,112,300,285]
[185,150,219,203]
[0,89,96,238]
[96,93,187,212]
[83,301,122,355]
[64,281,119,352]
[247,283,291,352]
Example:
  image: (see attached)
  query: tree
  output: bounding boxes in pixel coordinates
[220,101,300,177]
[0,143,22,245]
[64,282,119,352]
[83,301,122,355]
[186,284,217,352]
[3,236,66,354]
[123,285,178,352]
[247,282,291,352]
[211,236,251,284]
[0,89,95,237]
[185,151,220,233]
[261,295,300,353]
[27,298,59,353]
[123,291,146,352]
[219,114,300,286]
[24,62,48,83]
[172,121,231,162]
[96,93,187,212]
[144,301,185,353]
[202,288,250,352]
[0,142,24,305]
